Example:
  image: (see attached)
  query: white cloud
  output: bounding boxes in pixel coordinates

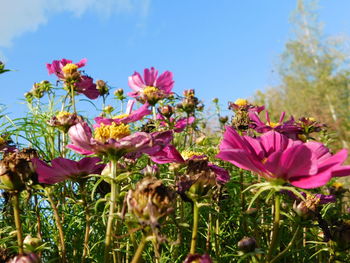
[0,0,151,47]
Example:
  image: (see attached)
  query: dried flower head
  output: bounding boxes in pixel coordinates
[47,111,83,132]
[127,177,175,226]
[0,148,38,191]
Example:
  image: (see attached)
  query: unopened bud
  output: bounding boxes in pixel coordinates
[238,237,257,253]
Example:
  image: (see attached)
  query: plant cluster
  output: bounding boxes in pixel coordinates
[0,59,350,263]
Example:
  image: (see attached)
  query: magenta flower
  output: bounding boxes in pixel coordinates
[75,75,100,99]
[249,111,301,139]
[46,58,87,79]
[32,157,104,184]
[150,145,230,183]
[216,126,350,189]
[128,67,174,105]
[67,121,173,157]
[94,101,151,126]
[157,114,195,133]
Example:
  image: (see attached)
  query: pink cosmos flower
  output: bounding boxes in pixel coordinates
[46,58,87,79]
[67,121,173,157]
[150,145,230,183]
[94,100,151,126]
[75,75,100,99]
[157,114,195,133]
[128,67,174,105]
[46,58,99,100]
[249,111,301,139]
[32,157,105,184]
[216,126,350,189]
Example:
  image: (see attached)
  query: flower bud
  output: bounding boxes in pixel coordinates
[23,236,42,252]
[219,116,228,125]
[103,105,114,114]
[114,88,124,98]
[183,89,195,98]
[158,105,174,118]
[212,97,219,104]
[237,237,257,253]
[96,80,109,95]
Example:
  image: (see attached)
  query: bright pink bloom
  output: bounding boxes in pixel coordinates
[216,126,350,189]
[33,157,104,184]
[157,114,195,133]
[94,101,151,126]
[67,122,173,157]
[128,67,174,104]
[75,75,100,99]
[249,111,301,139]
[46,58,87,79]
[150,145,230,183]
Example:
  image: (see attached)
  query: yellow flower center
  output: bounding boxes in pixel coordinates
[113,113,129,119]
[94,123,131,143]
[234,98,248,107]
[332,181,343,189]
[62,63,78,75]
[181,150,203,160]
[56,111,72,121]
[269,122,279,128]
[307,117,316,122]
[0,137,5,145]
[143,86,159,97]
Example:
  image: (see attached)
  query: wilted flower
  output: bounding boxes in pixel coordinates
[183,253,212,263]
[158,105,174,118]
[216,126,350,189]
[237,237,257,253]
[47,111,83,132]
[7,253,41,263]
[0,148,38,191]
[128,67,174,105]
[179,90,201,114]
[291,192,336,218]
[127,177,175,226]
[32,157,105,184]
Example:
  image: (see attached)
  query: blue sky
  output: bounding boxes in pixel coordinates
[1,0,350,117]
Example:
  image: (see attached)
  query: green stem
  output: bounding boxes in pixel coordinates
[270,225,301,263]
[81,184,90,263]
[104,159,119,263]
[267,194,281,262]
[190,201,200,254]
[70,84,76,113]
[11,193,23,254]
[131,235,147,263]
[47,191,66,263]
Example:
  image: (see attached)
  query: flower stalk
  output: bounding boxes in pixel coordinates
[104,159,120,263]
[11,193,24,254]
[190,201,200,254]
[46,190,66,263]
[267,194,281,262]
